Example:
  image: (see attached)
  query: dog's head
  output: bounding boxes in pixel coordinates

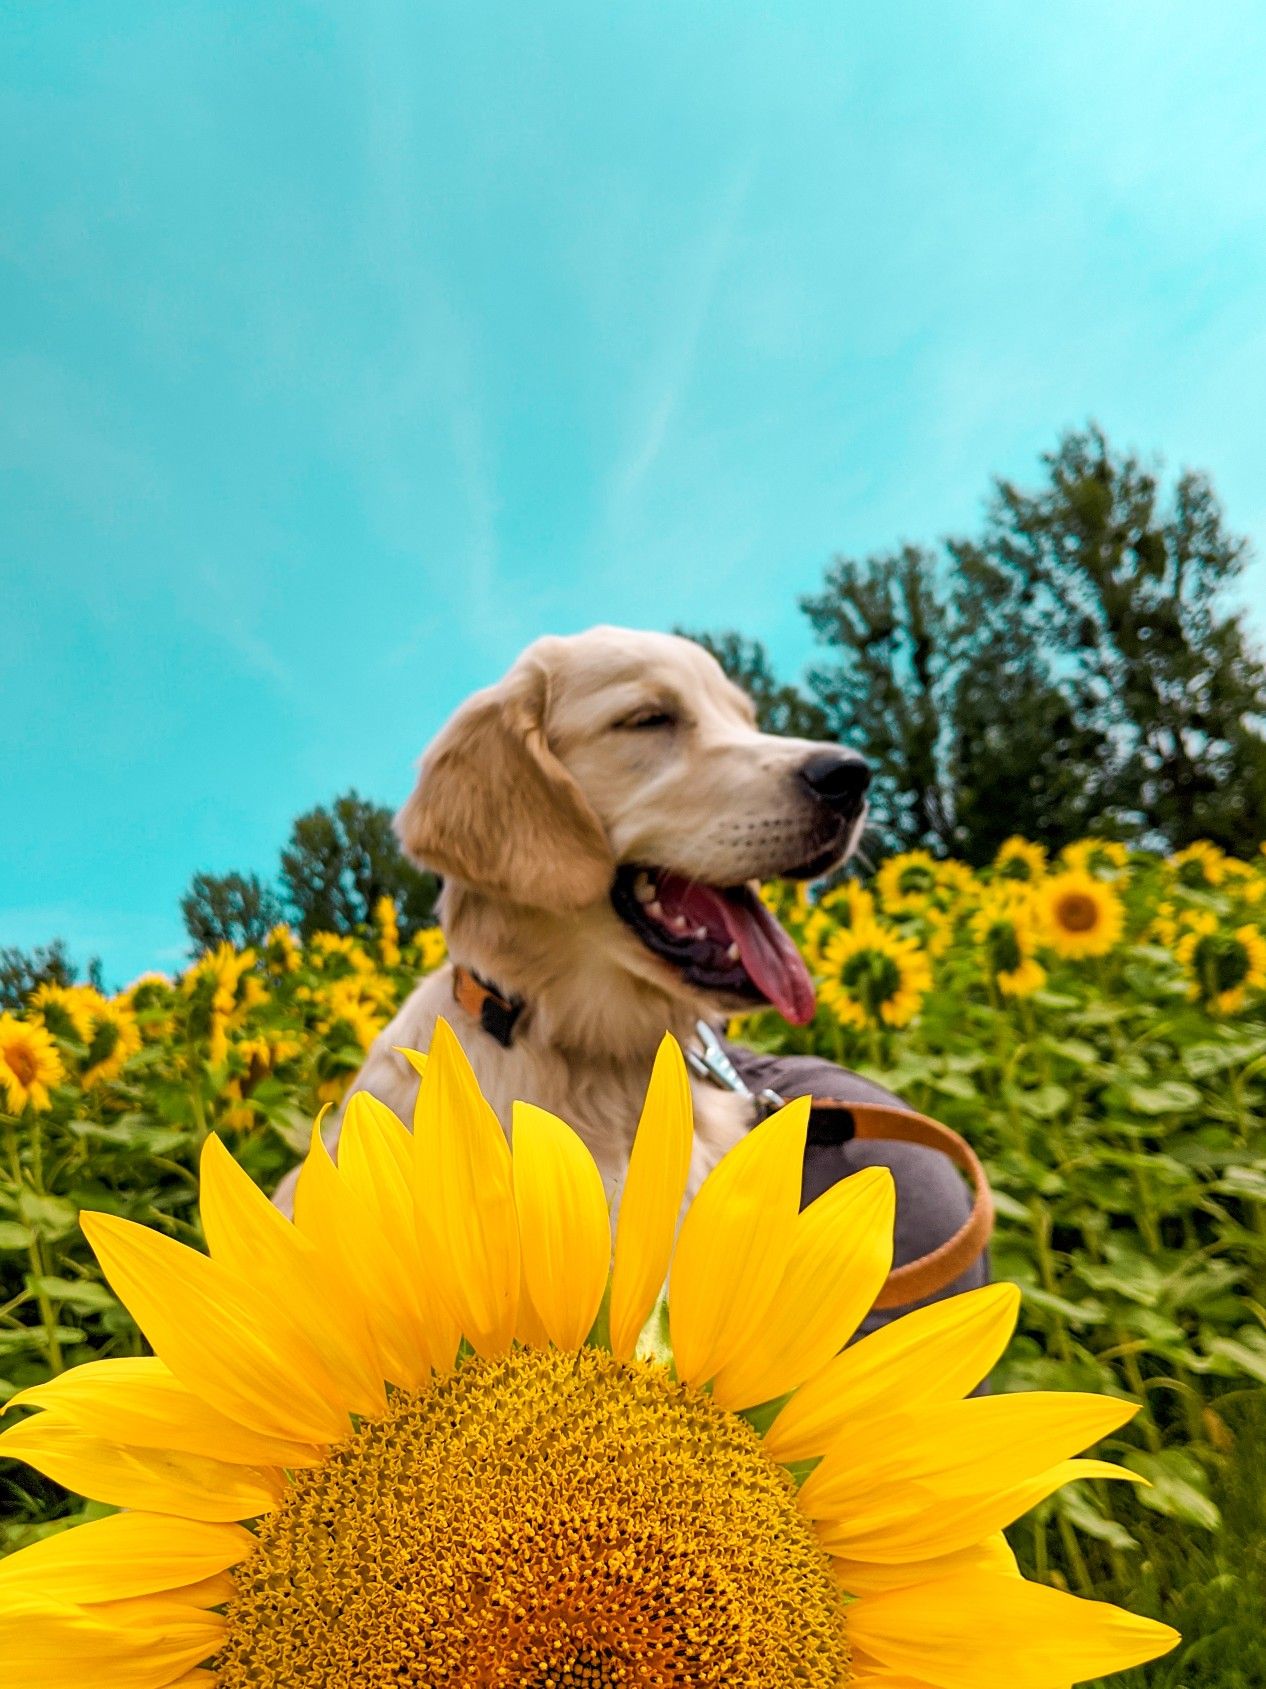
[396,627,868,1025]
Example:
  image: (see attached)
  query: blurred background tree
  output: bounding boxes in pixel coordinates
[178,791,439,958]
[278,791,439,940]
[180,872,283,954]
[695,425,1266,861]
[0,940,102,1010]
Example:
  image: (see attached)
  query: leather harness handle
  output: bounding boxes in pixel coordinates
[806,1099,994,1310]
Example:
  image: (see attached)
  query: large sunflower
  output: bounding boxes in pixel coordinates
[0,1025,1176,1686]
[0,1016,64,1114]
[1037,869,1125,960]
[820,921,933,1029]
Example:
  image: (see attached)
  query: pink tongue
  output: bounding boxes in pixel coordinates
[670,880,817,1026]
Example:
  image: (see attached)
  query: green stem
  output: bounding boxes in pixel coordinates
[3,1113,64,1375]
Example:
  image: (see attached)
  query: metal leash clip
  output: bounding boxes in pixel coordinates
[686,1020,785,1118]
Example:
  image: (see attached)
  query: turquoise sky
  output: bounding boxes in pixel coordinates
[5,2,1266,983]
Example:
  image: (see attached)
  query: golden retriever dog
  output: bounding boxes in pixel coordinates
[279,626,869,1208]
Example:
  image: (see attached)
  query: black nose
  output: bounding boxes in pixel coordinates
[799,750,871,815]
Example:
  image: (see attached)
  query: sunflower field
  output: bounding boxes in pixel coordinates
[2,849,1265,1685]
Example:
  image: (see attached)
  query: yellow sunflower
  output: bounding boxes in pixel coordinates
[0,1025,1176,1687]
[815,879,877,928]
[876,851,941,913]
[971,899,1046,999]
[1148,899,1182,948]
[410,925,448,971]
[1037,869,1125,960]
[0,1016,64,1114]
[309,932,376,977]
[819,921,933,1029]
[1167,840,1227,891]
[1175,918,1266,1016]
[222,1034,303,1129]
[261,924,301,975]
[993,837,1047,885]
[1061,837,1129,879]
[373,895,401,968]
[934,858,979,904]
[184,947,265,1065]
[26,983,103,1045]
[80,999,143,1089]
[121,974,177,1042]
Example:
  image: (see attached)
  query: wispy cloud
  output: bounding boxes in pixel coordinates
[603,162,755,538]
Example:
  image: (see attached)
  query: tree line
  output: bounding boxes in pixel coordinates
[686,425,1266,864]
[0,794,439,1008]
[6,424,1264,1006]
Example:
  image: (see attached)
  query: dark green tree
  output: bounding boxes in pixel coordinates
[0,940,81,1010]
[976,425,1266,852]
[180,872,284,955]
[693,427,1266,859]
[279,790,439,939]
[678,630,830,738]
[800,547,957,853]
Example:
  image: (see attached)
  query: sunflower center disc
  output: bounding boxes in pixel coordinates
[214,1347,849,1687]
[2,1039,37,1086]
[1056,892,1099,932]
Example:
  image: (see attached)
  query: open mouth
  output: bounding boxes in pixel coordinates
[611,866,817,1026]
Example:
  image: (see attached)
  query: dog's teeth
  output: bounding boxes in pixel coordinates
[671,914,689,932]
[634,874,656,903]
[646,900,664,920]
[726,941,741,961]
[694,926,709,940]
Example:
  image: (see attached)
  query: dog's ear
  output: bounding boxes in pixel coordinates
[395,656,615,911]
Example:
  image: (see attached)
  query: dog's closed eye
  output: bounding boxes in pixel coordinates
[614,706,679,732]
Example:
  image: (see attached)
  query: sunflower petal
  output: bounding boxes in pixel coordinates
[802,1392,1135,1527]
[200,1135,385,1418]
[79,1212,349,1444]
[821,1458,1141,1562]
[294,1116,438,1388]
[512,1102,611,1349]
[7,1357,322,1469]
[0,1597,223,1689]
[764,1282,1021,1463]
[831,1530,1019,1597]
[338,1094,461,1375]
[609,1036,695,1363]
[847,1570,1179,1689]
[0,1415,280,1522]
[669,1094,810,1387]
[0,1513,253,1604]
[390,1045,429,1132]
[412,1019,519,1356]
[709,1166,894,1410]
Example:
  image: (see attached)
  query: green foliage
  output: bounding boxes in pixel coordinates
[279,789,439,940]
[801,545,957,851]
[695,426,1266,862]
[972,426,1266,855]
[0,942,100,1011]
[744,848,1266,1686]
[2,845,1264,1682]
[180,870,284,954]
